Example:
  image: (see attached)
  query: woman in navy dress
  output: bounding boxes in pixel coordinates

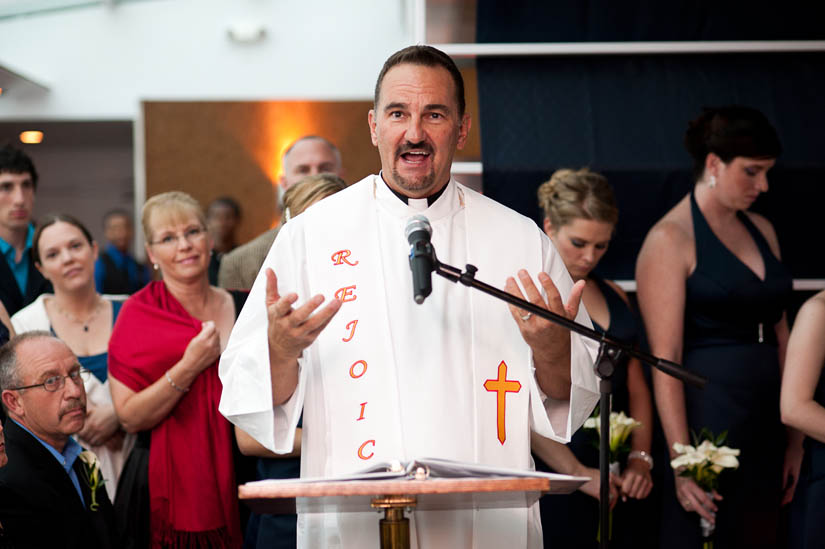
[636,107,801,548]
[781,290,825,548]
[532,168,656,548]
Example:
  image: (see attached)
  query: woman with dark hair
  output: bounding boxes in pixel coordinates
[10,213,134,499]
[636,107,801,548]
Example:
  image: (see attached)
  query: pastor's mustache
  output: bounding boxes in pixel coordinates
[396,141,433,157]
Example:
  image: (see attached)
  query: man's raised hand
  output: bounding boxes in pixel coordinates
[265,268,341,391]
[504,270,585,355]
[504,270,585,399]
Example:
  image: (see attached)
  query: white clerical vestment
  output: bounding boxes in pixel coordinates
[219,175,599,549]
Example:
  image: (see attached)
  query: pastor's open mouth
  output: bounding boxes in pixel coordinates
[400,151,431,164]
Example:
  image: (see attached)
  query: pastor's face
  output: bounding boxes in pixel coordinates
[369,63,470,199]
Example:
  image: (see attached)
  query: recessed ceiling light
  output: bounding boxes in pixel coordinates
[20,131,44,144]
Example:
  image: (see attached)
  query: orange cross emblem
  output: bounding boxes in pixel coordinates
[483,361,521,445]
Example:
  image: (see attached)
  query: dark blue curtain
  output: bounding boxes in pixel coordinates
[476,3,825,280]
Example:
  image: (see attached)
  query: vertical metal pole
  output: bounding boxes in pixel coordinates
[594,342,616,549]
[599,379,611,549]
[132,102,146,262]
[379,507,411,549]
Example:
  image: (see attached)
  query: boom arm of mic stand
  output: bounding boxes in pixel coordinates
[432,259,706,388]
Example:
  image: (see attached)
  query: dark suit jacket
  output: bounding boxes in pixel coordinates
[0,419,117,549]
[0,247,51,316]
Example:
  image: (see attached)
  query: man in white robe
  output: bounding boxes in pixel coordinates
[219,45,600,548]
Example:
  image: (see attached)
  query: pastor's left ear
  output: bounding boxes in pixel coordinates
[368,109,378,146]
[456,113,472,150]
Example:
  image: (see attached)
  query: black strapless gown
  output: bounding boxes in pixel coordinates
[659,193,792,548]
[536,276,655,548]
[789,369,825,549]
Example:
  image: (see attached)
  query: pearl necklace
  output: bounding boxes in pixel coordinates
[54,296,105,332]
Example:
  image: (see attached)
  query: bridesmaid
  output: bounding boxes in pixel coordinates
[636,106,801,548]
[781,290,825,548]
[532,168,655,548]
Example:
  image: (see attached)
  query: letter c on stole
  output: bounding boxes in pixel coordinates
[358,439,375,460]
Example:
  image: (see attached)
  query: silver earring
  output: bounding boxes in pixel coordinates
[153,263,159,271]
[708,175,716,188]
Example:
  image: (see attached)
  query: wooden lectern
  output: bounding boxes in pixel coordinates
[240,475,584,549]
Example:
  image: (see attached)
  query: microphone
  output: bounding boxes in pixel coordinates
[405,215,435,304]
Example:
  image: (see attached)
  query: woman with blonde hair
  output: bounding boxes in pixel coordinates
[109,191,247,548]
[532,168,655,548]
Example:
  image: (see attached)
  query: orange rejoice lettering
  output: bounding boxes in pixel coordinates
[331,249,359,266]
[342,319,358,342]
[357,439,375,460]
[334,285,357,302]
[483,361,522,445]
[357,402,367,421]
[349,360,367,379]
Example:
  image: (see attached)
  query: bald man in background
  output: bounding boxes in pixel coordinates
[218,136,344,290]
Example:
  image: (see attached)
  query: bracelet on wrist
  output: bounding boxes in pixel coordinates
[165,370,190,393]
[628,450,654,470]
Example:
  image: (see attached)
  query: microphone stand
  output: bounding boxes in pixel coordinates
[430,257,706,549]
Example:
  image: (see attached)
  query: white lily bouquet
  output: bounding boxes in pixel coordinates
[583,410,642,542]
[670,429,740,548]
[78,450,105,511]
[584,410,642,465]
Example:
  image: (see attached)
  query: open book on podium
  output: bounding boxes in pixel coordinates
[239,457,589,515]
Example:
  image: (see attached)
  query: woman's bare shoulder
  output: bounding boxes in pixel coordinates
[642,196,694,251]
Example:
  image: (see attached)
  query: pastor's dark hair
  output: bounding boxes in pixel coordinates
[374,45,465,117]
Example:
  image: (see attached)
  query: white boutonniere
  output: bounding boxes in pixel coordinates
[78,450,105,511]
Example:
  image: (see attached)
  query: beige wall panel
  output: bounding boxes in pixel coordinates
[144,101,380,244]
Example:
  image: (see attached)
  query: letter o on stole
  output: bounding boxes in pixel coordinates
[349,360,367,379]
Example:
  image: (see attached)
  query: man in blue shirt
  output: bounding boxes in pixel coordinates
[0,145,51,315]
[94,209,149,295]
[0,332,117,548]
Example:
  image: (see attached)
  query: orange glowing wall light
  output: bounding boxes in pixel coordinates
[19,131,44,144]
[247,102,322,188]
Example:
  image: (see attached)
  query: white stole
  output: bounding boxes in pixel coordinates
[305,177,542,476]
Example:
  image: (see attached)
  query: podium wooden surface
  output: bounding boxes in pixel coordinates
[240,475,575,515]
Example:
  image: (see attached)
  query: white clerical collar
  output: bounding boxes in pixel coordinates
[373,173,462,222]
